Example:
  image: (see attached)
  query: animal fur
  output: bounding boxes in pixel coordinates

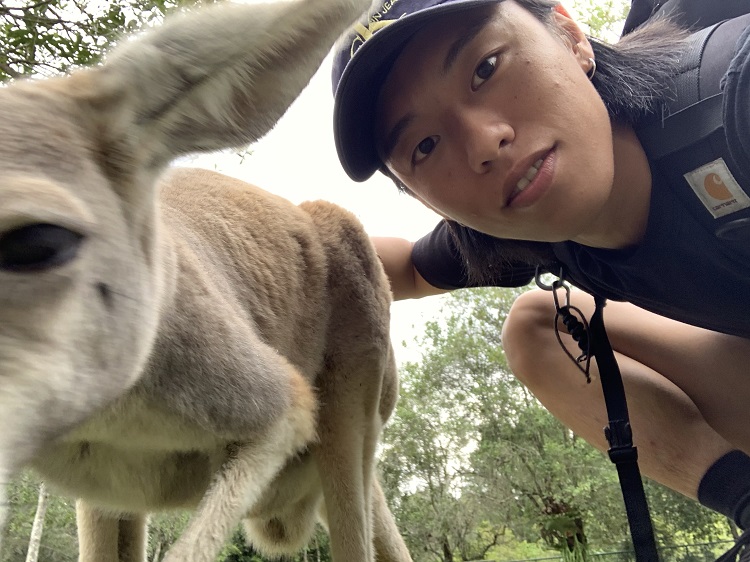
[0,0,411,561]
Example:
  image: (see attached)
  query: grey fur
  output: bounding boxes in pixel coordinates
[0,0,411,561]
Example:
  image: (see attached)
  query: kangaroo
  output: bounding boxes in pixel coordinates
[0,0,412,561]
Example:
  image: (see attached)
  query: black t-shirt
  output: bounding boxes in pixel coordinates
[413,23,750,338]
[411,221,539,289]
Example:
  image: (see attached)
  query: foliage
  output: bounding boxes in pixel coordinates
[1,479,328,562]
[217,529,265,562]
[149,511,190,561]
[379,288,734,562]
[0,0,216,81]
[2,473,76,562]
[215,526,331,562]
[572,0,631,39]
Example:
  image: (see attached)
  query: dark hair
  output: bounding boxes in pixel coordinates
[589,17,689,123]
[512,0,689,124]
[447,223,558,285]
[382,2,690,285]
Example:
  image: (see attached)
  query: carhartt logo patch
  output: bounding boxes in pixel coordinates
[684,158,750,218]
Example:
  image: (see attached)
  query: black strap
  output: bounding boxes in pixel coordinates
[635,14,750,240]
[622,0,749,36]
[589,296,660,562]
[637,92,723,160]
[716,528,750,562]
[580,8,750,559]
[573,293,750,562]
[636,23,720,160]
[622,0,664,35]
[638,94,724,160]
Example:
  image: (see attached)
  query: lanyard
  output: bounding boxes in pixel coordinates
[535,269,660,562]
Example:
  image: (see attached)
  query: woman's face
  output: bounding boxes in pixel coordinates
[376,0,615,243]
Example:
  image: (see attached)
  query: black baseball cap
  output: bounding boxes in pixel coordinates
[331,0,501,181]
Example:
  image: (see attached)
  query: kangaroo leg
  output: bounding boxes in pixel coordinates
[372,479,413,562]
[77,502,147,562]
[118,514,149,562]
[162,371,316,562]
[77,501,118,562]
[314,359,387,562]
[242,456,323,557]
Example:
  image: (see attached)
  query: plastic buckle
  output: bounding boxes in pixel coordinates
[605,420,638,464]
[608,446,639,465]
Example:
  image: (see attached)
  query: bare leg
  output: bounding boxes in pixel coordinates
[502,288,746,499]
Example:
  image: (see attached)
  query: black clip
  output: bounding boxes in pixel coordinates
[605,420,639,464]
[534,267,592,383]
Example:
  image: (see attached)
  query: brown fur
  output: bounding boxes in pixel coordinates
[0,0,411,560]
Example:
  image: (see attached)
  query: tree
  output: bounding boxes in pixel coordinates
[382,288,571,561]
[148,511,190,562]
[0,0,216,81]
[23,483,48,562]
[572,0,631,38]
[380,288,732,561]
[2,472,77,562]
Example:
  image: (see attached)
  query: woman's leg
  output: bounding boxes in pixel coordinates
[502,288,750,499]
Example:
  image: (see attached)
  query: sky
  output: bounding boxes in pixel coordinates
[187,55,449,365]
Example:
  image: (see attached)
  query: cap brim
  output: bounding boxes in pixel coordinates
[333,0,501,182]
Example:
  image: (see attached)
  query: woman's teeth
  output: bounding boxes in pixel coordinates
[516,159,543,192]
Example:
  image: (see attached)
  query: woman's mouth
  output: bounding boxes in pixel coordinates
[508,149,556,209]
[514,159,543,194]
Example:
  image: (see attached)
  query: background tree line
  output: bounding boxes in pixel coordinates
[0,0,217,81]
[378,288,735,562]
[0,0,735,560]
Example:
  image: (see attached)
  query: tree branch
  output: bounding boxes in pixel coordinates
[0,0,56,16]
[0,59,22,78]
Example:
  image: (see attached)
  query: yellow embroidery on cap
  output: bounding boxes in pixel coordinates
[349,0,402,56]
[353,20,395,41]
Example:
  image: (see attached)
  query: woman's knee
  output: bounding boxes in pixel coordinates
[502,289,559,381]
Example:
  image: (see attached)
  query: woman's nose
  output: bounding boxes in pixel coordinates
[461,111,514,173]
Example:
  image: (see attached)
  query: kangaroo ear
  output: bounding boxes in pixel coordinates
[67,0,370,169]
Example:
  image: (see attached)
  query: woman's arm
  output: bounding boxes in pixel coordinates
[371,237,448,300]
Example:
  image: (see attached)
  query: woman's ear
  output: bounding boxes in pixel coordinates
[553,4,572,19]
[551,6,595,72]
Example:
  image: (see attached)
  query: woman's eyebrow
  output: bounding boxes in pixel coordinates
[382,113,414,161]
[381,15,493,161]
[442,17,492,74]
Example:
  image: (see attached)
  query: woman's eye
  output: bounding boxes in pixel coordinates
[471,54,498,90]
[412,136,439,164]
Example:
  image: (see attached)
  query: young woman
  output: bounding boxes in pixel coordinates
[331,0,750,531]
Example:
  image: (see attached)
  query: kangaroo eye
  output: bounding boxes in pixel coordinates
[0,224,85,272]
